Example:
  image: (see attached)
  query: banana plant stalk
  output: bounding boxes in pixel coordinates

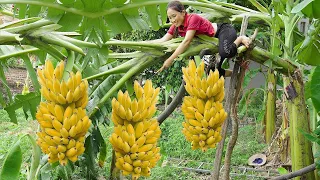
[265,7,279,144]
[282,1,314,178]
[265,69,276,144]
[85,57,145,80]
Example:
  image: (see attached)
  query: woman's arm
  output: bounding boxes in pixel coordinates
[157,30,196,72]
[149,33,174,43]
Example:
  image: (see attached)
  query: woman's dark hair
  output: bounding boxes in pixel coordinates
[167,0,185,12]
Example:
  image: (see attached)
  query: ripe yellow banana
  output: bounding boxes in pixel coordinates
[117,104,126,119]
[138,144,153,153]
[45,128,61,137]
[57,145,67,152]
[126,124,135,135]
[68,155,78,163]
[112,112,124,125]
[75,71,82,87]
[60,128,69,138]
[69,126,77,137]
[137,98,145,112]
[142,81,151,97]
[53,77,61,94]
[66,73,75,92]
[37,69,46,87]
[73,86,81,102]
[134,121,144,139]
[122,162,133,172]
[130,99,139,115]
[134,81,144,99]
[54,104,64,122]
[44,60,54,80]
[60,80,68,97]
[69,113,78,126]
[136,135,147,147]
[52,119,63,131]
[123,154,132,164]
[122,141,131,153]
[75,120,83,134]
[125,109,133,121]
[66,90,74,104]
[194,111,204,122]
[130,144,139,154]
[196,99,205,114]
[66,147,77,157]
[134,167,142,174]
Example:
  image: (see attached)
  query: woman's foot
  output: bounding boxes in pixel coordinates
[240,36,251,48]
[234,36,251,48]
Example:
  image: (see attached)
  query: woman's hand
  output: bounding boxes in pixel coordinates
[157,59,174,73]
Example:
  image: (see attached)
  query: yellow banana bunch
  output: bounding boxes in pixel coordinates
[182,60,225,100]
[37,60,89,106]
[112,80,160,126]
[109,80,161,179]
[36,60,91,166]
[181,60,227,152]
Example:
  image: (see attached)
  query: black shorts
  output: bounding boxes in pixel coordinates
[214,23,238,76]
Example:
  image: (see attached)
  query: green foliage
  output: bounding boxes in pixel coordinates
[311,66,320,115]
[88,75,122,121]
[239,88,265,121]
[296,19,320,66]
[277,167,288,175]
[0,139,22,180]
[292,0,320,19]
[4,92,41,124]
[143,60,187,104]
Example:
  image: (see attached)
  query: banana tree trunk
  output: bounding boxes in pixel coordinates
[265,69,276,144]
[284,72,315,180]
[280,93,290,163]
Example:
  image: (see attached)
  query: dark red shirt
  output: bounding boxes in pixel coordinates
[167,13,216,37]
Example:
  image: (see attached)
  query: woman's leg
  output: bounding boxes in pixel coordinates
[216,24,238,77]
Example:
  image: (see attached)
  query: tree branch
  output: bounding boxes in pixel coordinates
[157,81,186,125]
[271,163,316,180]
[222,16,249,180]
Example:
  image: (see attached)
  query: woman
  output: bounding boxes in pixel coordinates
[156,0,250,77]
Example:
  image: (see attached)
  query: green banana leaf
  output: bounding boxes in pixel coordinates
[311,66,320,115]
[0,45,39,61]
[88,74,122,125]
[0,140,22,180]
[292,0,320,19]
[4,92,41,123]
[296,20,320,66]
